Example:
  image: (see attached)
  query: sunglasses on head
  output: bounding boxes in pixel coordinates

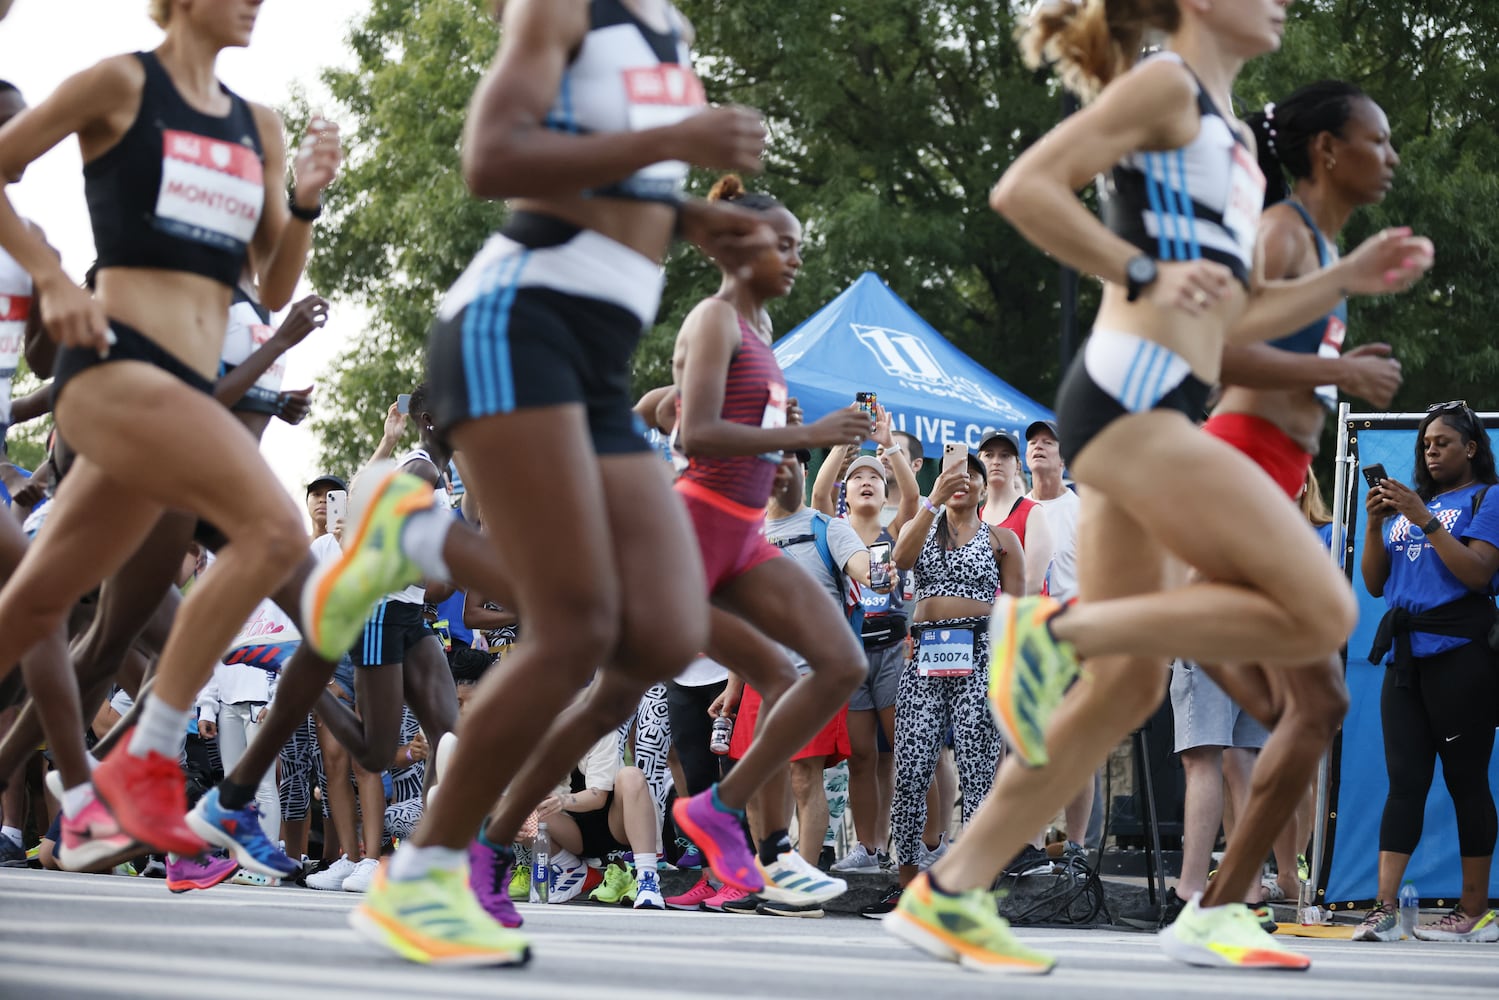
[1427,400,1471,413]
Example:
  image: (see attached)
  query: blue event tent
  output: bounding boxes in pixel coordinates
[772,272,1054,458]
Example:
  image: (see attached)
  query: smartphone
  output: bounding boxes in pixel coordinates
[868,540,892,590]
[1362,463,1388,489]
[397,393,412,415]
[855,391,878,418]
[325,489,347,527]
[942,442,966,475]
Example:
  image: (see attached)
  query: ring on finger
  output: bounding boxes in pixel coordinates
[1192,290,1209,307]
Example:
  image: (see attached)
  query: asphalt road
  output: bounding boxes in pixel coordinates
[1,868,1495,999]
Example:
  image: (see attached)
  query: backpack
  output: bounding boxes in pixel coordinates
[772,510,865,636]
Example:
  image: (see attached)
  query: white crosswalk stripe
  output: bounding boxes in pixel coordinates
[2,869,1494,999]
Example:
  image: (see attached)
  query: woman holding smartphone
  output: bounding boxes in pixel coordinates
[887,448,1022,896]
[887,0,1432,974]
[1357,403,1499,943]
[0,0,340,860]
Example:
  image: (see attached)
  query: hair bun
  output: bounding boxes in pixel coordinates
[707,174,746,203]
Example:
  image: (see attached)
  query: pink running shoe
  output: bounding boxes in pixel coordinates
[58,795,142,873]
[468,837,524,929]
[702,883,752,913]
[672,786,762,893]
[165,853,238,893]
[665,874,719,911]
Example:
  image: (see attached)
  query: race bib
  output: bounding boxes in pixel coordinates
[758,382,788,464]
[1313,314,1347,408]
[1222,144,1266,265]
[0,293,29,428]
[861,587,893,615]
[915,627,975,677]
[155,130,265,253]
[620,65,706,198]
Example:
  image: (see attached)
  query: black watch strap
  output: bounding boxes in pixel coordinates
[288,191,322,222]
[1423,515,1443,535]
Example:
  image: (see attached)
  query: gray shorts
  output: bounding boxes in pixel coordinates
[849,640,903,712]
[1169,659,1268,752]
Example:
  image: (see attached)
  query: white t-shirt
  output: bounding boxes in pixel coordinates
[676,656,729,688]
[1030,487,1080,603]
[556,730,621,796]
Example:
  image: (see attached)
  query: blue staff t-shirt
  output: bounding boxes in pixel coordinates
[1380,481,1499,658]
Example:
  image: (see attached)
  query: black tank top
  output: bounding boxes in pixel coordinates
[85,51,265,287]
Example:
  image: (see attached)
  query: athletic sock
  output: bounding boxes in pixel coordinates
[387,843,466,882]
[550,847,580,869]
[60,785,95,819]
[709,783,744,817]
[926,871,958,897]
[399,507,453,581]
[128,699,191,759]
[476,826,515,865]
[216,780,258,811]
[758,830,791,867]
[634,852,659,878]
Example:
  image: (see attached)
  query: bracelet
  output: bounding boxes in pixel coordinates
[884,444,904,457]
[921,497,940,515]
[287,191,322,222]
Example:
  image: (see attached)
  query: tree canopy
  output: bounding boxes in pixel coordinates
[304,0,1499,472]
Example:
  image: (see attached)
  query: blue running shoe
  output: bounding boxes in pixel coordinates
[187,787,299,878]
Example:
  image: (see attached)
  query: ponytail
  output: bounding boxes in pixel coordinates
[707,173,782,213]
[1246,80,1368,208]
[1018,0,1179,100]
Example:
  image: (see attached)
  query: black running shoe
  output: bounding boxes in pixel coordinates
[1119,886,1187,930]
[860,884,902,919]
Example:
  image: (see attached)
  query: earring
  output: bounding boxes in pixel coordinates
[1325,157,1336,170]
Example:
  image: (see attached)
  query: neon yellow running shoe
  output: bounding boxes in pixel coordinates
[350,862,531,967]
[884,873,1054,975]
[987,595,1079,766]
[303,463,433,659]
[1159,893,1310,970]
[508,862,530,901]
[589,864,636,905]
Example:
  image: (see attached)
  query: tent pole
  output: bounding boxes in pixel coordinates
[1058,90,1080,372]
[1311,402,1354,907]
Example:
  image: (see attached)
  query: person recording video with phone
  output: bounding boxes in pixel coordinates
[1358,402,1499,942]
[887,447,1023,894]
[810,404,918,876]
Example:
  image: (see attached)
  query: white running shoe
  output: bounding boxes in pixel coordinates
[427,731,458,808]
[305,854,357,891]
[759,851,847,905]
[548,853,589,903]
[342,857,380,893]
[633,869,665,910]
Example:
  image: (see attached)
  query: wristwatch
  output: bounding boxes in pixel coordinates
[1422,515,1443,535]
[1125,254,1158,302]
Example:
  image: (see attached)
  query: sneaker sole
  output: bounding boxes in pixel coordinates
[884,908,1053,975]
[1351,927,1403,942]
[830,864,884,875]
[167,866,239,893]
[185,811,297,879]
[1411,929,1499,943]
[758,902,823,918]
[1157,925,1310,970]
[671,799,763,893]
[348,907,531,968]
[303,468,429,659]
[759,880,846,905]
[58,837,144,874]
[986,598,1047,767]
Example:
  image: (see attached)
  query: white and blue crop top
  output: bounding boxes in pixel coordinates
[545,0,705,204]
[1100,53,1265,288]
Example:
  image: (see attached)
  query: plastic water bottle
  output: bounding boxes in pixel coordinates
[1398,881,1419,939]
[710,715,734,755]
[531,822,550,903]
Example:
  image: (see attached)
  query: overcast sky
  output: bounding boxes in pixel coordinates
[0,0,374,512]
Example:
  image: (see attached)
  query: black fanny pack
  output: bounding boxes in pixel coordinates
[861,613,909,650]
